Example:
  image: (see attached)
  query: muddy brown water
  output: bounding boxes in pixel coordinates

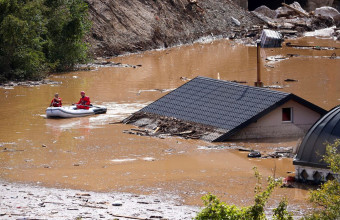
[0,37,339,213]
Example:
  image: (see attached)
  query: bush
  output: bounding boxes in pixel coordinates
[0,0,90,82]
[195,167,293,220]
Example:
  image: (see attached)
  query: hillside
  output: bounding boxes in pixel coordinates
[86,0,261,56]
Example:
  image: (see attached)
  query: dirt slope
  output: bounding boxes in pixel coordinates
[86,0,261,56]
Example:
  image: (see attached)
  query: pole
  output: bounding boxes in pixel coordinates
[255,43,263,87]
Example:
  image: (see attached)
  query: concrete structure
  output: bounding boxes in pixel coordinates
[138,77,327,142]
[294,105,340,183]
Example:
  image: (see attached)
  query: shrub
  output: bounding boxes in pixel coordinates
[195,167,292,220]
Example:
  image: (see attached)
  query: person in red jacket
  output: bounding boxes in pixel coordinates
[75,91,90,109]
[50,93,62,107]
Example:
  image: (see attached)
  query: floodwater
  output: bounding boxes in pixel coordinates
[0,37,339,213]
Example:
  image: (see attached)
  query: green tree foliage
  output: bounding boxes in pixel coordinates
[272,199,293,220]
[195,167,293,220]
[0,0,90,82]
[304,139,340,220]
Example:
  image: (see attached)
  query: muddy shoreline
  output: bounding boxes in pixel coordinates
[0,180,199,220]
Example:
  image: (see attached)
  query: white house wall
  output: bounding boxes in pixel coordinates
[230,100,322,140]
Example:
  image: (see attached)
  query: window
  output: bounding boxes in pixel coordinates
[282,107,292,122]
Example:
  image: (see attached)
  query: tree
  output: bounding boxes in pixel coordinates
[0,0,90,82]
[44,0,91,71]
[0,0,48,81]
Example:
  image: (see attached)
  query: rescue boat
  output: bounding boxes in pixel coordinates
[46,105,107,118]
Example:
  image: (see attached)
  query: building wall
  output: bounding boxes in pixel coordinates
[230,100,322,140]
[295,165,339,182]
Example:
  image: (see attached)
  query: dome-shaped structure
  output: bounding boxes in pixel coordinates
[294,105,340,182]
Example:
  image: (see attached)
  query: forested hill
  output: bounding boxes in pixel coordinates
[86,0,261,56]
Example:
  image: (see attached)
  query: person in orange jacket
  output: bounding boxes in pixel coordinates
[50,93,62,107]
[75,91,90,109]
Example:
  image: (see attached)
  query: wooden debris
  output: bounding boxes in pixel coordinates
[1,149,24,152]
[284,78,298,82]
[282,3,310,17]
[172,130,193,135]
[231,80,247,84]
[67,208,79,210]
[80,204,107,209]
[123,112,221,140]
[251,11,278,28]
[180,76,191,81]
[108,213,149,220]
[153,127,160,133]
[109,121,122,124]
[76,193,91,196]
[286,42,340,50]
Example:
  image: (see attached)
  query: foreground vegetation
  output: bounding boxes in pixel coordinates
[196,140,340,219]
[304,139,340,220]
[0,0,90,82]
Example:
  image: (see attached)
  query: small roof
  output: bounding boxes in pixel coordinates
[293,105,340,168]
[140,76,326,142]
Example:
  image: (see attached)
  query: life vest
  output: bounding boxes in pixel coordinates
[51,98,62,107]
[76,96,90,109]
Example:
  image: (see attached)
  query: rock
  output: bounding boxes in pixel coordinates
[253,5,276,19]
[42,144,47,148]
[231,16,241,26]
[304,26,335,37]
[334,14,340,27]
[315,6,340,19]
[307,0,335,11]
[112,201,123,206]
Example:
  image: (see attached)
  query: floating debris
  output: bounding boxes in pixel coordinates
[248,151,261,158]
[137,88,176,95]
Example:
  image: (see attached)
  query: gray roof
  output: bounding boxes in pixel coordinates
[294,105,340,168]
[140,76,327,142]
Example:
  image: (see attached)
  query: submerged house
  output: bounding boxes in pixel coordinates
[139,76,326,142]
[293,105,340,183]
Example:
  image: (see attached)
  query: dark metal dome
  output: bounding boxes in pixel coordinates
[294,105,340,168]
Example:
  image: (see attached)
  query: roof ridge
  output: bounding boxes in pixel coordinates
[196,76,291,96]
